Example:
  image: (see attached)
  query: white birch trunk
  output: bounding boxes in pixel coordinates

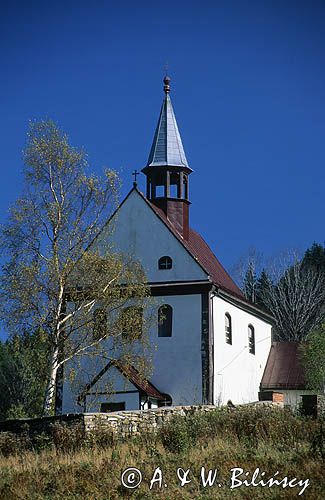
[43,343,60,416]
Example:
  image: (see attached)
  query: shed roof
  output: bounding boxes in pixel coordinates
[116,362,166,400]
[260,342,306,390]
[79,360,166,402]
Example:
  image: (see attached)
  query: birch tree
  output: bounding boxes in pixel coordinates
[230,247,264,290]
[0,120,151,416]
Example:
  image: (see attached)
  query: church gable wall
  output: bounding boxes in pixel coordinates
[93,190,208,283]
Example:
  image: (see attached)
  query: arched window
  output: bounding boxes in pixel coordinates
[120,306,143,341]
[93,308,107,340]
[158,256,172,270]
[158,304,173,337]
[225,313,232,345]
[248,325,255,354]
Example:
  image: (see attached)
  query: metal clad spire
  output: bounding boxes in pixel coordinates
[146,76,190,169]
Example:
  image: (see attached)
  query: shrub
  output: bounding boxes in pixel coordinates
[158,405,323,455]
[0,431,31,457]
[310,420,325,459]
[86,425,114,449]
[160,416,192,453]
[50,422,85,452]
[32,432,53,452]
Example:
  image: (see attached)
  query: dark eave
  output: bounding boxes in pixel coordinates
[214,288,274,325]
[149,280,212,296]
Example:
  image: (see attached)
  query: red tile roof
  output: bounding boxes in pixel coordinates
[260,342,306,390]
[187,228,244,298]
[115,362,166,400]
[146,196,244,299]
[79,360,166,402]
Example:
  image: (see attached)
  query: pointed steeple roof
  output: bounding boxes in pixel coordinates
[145,76,191,170]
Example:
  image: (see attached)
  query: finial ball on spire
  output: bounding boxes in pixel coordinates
[163,75,171,93]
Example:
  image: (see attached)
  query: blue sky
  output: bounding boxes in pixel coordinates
[1,0,324,275]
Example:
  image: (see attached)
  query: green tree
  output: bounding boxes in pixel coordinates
[0,340,16,419]
[0,330,50,419]
[255,269,272,309]
[243,261,257,303]
[302,242,325,273]
[0,120,151,416]
[301,323,325,391]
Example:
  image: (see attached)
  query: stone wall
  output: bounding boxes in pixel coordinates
[84,405,217,437]
[0,413,84,436]
[316,395,325,417]
[0,402,281,439]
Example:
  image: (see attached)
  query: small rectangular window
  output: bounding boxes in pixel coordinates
[100,402,125,412]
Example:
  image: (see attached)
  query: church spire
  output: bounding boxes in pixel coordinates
[142,76,192,240]
[145,76,191,170]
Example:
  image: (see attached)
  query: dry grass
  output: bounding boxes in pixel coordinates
[0,407,324,499]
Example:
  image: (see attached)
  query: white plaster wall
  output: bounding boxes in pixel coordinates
[62,359,139,413]
[87,394,159,412]
[149,294,203,406]
[62,293,203,412]
[86,392,140,412]
[62,378,79,413]
[62,191,206,410]
[94,190,208,283]
[142,399,158,410]
[281,390,317,410]
[87,365,138,393]
[63,365,140,413]
[213,296,272,405]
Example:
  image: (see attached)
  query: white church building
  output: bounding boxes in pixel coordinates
[61,77,273,413]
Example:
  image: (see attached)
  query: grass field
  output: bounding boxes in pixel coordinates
[0,406,324,499]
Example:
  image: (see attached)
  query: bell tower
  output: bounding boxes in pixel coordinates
[141,76,193,240]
